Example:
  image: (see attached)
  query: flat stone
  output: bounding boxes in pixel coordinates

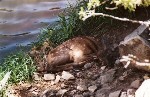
[88,85,97,93]
[61,71,75,80]
[44,73,55,81]
[130,79,141,89]
[135,79,150,97]
[99,69,116,84]
[77,85,88,91]
[109,90,121,97]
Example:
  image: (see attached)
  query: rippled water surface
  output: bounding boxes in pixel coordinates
[0,0,75,60]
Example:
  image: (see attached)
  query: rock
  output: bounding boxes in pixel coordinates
[99,69,116,84]
[54,75,61,83]
[130,79,141,89]
[101,66,106,71]
[33,72,41,81]
[83,92,92,97]
[120,92,127,97]
[76,79,88,91]
[115,59,120,64]
[61,71,75,80]
[135,79,150,97]
[119,76,125,81]
[95,92,106,97]
[119,26,150,72]
[77,85,88,91]
[57,89,68,95]
[88,85,97,93]
[84,62,93,69]
[70,90,77,95]
[109,90,121,97]
[91,74,100,80]
[44,73,55,81]
[127,89,135,97]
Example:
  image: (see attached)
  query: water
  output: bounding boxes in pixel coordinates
[0,0,76,61]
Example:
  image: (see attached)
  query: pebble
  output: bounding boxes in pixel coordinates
[83,92,92,97]
[54,75,61,83]
[33,72,41,81]
[95,92,106,97]
[61,71,75,80]
[127,89,135,97]
[84,62,93,69]
[101,66,106,71]
[77,85,88,91]
[109,90,121,97]
[88,85,97,93]
[120,92,127,97]
[99,69,116,84]
[44,74,55,81]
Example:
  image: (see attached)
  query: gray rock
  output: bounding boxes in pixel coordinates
[83,92,92,97]
[77,85,88,91]
[84,62,93,69]
[61,71,75,80]
[95,92,106,97]
[99,69,116,84]
[101,66,106,71]
[120,92,127,97]
[44,73,55,81]
[54,75,61,83]
[70,90,77,95]
[33,72,41,81]
[127,89,135,97]
[109,90,121,97]
[130,79,141,89]
[135,79,150,97]
[88,85,97,93]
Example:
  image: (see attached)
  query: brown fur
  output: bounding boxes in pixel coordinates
[40,36,101,72]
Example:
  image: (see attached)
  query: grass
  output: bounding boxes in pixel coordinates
[0,51,36,84]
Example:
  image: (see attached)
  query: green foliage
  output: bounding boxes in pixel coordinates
[34,4,85,46]
[0,51,35,84]
[83,0,150,11]
[113,0,150,11]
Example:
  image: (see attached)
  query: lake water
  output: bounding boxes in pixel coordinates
[0,0,76,61]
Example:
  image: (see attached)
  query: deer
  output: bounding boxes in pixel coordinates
[37,36,102,72]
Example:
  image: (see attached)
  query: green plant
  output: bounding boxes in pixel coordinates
[0,51,36,84]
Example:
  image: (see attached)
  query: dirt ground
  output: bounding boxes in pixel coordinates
[6,7,150,97]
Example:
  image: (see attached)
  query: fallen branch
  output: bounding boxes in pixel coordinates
[120,54,150,72]
[80,10,150,27]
